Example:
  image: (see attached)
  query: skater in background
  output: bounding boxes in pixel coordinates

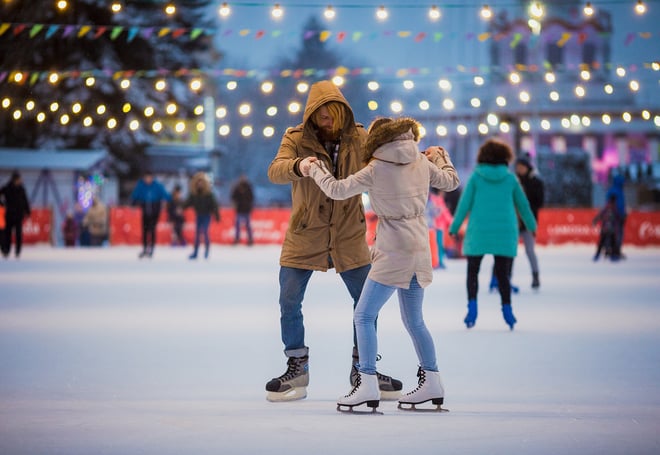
[265,80,401,403]
[168,184,186,246]
[449,138,537,330]
[605,174,627,258]
[489,153,544,291]
[427,188,452,269]
[303,117,460,412]
[592,194,622,261]
[184,172,220,260]
[0,171,31,259]
[62,211,78,247]
[230,174,254,246]
[130,171,170,259]
[82,196,108,247]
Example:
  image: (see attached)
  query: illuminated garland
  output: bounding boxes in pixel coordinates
[1,62,658,86]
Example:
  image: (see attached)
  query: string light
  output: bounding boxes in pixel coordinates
[55,0,68,12]
[480,5,493,20]
[428,5,441,21]
[376,5,388,21]
[529,3,544,20]
[635,0,647,15]
[271,4,284,20]
[324,5,336,20]
[164,3,176,16]
[110,2,122,13]
[218,2,231,18]
[583,2,595,17]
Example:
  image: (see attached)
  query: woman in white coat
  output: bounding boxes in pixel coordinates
[301,117,460,412]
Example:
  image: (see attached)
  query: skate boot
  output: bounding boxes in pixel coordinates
[337,372,380,414]
[350,348,402,400]
[464,299,477,328]
[398,367,446,412]
[265,356,309,402]
[502,304,517,330]
[531,272,540,290]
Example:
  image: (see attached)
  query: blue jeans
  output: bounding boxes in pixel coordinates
[192,214,211,255]
[234,212,253,244]
[278,263,370,358]
[355,275,438,375]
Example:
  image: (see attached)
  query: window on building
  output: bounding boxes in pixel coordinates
[547,43,563,68]
[582,42,597,67]
[514,43,527,66]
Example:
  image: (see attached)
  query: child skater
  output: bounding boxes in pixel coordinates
[300,117,460,413]
[592,194,622,261]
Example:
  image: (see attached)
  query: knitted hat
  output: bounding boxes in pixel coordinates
[515,155,533,170]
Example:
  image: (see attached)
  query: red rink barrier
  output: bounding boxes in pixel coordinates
[536,209,660,246]
[19,207,660,246]
[108,207,291,245]
[12,208,53,244]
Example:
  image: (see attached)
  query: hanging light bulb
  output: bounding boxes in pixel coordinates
[271,4,284,19]
[164,3,176,16]
[110,2,122,13]
[218,2,231,18]
[428,5,441,21]
[635,0,647,15]
[376,5,388,21]
[583,2,595,17]
[56,0,68,12]
[528,2,544,19]
[324,5,336,20]
[480,5,493,20]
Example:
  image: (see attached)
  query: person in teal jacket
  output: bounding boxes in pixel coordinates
[449,139,537,330]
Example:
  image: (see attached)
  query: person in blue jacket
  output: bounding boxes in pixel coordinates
[130,171,171,258]
[449,139,537,330]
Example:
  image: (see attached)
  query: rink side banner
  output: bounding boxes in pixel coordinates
[17,207,660,246]
[536,209,660,246]
[107,207,291,246]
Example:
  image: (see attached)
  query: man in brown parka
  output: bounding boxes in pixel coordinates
[265,80,402,402]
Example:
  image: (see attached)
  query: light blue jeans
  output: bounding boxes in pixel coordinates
[355,275,438,374]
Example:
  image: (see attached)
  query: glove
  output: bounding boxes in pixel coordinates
[299,157,317,177]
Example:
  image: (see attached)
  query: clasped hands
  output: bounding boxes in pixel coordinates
[299,157,326,177]
[299,146,447,177]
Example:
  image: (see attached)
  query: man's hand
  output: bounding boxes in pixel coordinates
[299,157,318,177]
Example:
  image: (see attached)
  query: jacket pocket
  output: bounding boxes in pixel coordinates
[291,206,309,233]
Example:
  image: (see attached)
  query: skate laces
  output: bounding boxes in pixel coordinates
[406,368,427,395]
[279,358,304,381]
[346,374,362,397]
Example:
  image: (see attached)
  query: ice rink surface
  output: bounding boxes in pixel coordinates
[1,243,659,454]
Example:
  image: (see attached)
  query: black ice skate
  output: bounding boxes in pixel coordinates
[398,368,448,413]
[265,356,309,402]
[350,348,402,400]
[337,372,382,415]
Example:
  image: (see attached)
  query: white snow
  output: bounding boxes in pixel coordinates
[1,243,659,454]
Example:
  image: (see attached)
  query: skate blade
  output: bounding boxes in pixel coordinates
[379,390,402,401]
[337,403,383,415]
[397,402,449,412]
[266,387,307,402]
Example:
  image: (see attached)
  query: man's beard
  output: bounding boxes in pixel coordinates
[317,126,339,141]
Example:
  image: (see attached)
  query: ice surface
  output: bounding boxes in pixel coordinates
[1,244,659,454]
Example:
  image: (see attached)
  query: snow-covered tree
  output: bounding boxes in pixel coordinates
[0,0,220,176]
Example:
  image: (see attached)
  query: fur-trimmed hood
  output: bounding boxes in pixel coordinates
[365,117,421,164]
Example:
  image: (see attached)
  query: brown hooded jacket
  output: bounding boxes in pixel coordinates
[267,81,370,272]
